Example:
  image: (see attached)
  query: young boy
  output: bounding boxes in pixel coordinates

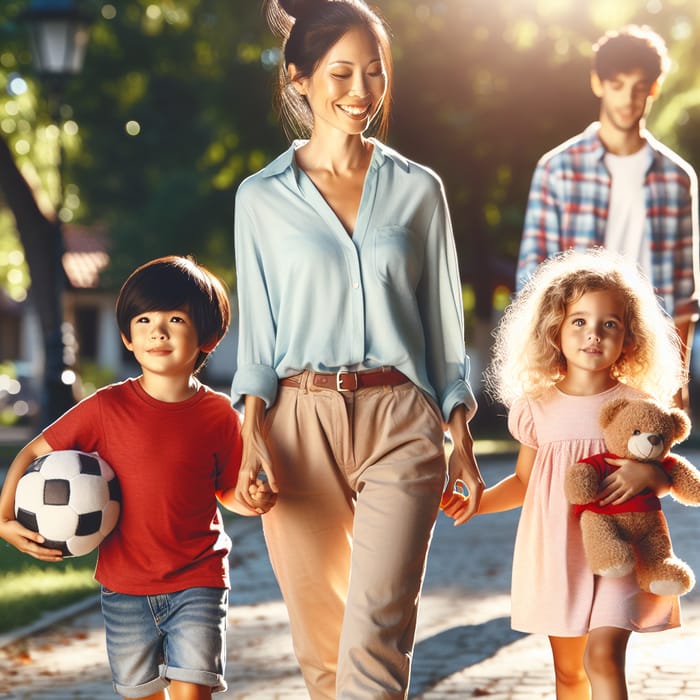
[0,255,274,699]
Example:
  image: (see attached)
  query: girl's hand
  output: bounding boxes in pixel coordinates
[0,518,64,562]
[440,486,471,520]
[598,457,671,506]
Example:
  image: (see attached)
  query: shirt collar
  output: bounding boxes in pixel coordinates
[258,137,411,181]
[586,121,665,171]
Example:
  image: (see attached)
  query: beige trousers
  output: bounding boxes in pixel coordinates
[260,374,446,699]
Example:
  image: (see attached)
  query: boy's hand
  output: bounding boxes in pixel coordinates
[247,473,278,514]
[0,518,64,562]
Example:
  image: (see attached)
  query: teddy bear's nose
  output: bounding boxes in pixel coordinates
[648,435,662,446]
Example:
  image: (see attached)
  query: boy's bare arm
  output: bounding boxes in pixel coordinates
[218,475,277,516]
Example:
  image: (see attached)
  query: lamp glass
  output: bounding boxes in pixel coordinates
[29,18,89,75]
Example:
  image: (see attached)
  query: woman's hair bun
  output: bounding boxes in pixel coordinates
[278,0,324,20]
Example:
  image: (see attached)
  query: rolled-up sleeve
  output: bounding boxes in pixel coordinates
[230,186,280,409]
[419,184,476,421]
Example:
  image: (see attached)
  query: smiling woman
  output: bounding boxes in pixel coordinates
[268,0,393,142]
[229,1,485,698]
[287,25,386,135]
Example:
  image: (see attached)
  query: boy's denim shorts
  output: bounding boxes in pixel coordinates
[101,585,228,698]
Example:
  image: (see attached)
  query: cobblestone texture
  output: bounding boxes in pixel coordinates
[1,453,699,699]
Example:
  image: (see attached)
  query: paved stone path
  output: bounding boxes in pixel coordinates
[1,454,699,699]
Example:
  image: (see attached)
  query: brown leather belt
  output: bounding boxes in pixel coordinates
[279,367,409,392]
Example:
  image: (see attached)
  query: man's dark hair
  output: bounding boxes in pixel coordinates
[592,25,669,85]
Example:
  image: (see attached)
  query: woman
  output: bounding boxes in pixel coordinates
[231,1,484,698]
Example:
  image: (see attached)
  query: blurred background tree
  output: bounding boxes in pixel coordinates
[385,0,699,323]
[0,0,699,416]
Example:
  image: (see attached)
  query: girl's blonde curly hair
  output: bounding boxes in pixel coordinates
[485,248,686,407]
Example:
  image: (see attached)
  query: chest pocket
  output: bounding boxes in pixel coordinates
[373,225,421,288]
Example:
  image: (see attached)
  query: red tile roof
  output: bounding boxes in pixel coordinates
[62,225,109,289]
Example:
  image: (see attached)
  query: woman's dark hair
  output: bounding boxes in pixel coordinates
[266,0,393,140]
[116,255,230,373]
[592,25,669,85]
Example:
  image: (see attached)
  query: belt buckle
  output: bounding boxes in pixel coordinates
[336,371,358,391]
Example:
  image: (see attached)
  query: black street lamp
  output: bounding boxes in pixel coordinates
[21,0,91,426]
[23,0,90,79]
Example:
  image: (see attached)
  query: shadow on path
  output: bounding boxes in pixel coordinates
[409,617,526,698]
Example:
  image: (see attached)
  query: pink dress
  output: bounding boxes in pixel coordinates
[508,383,680,636]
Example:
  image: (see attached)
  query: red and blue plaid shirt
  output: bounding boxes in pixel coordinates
[517,122,699,315]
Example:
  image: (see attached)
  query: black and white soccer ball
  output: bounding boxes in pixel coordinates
[15,450,121,557]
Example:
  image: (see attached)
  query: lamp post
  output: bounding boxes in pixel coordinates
[21,0,91,425]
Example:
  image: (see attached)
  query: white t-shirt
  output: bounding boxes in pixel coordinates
[604,144,652,279]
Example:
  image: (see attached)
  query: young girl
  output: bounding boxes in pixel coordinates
[446,248,686,699]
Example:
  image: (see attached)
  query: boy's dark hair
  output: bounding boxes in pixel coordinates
[116,255,230,373]
[592,25,669,85]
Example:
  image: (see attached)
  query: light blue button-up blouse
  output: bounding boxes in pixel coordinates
[230,138,476,422]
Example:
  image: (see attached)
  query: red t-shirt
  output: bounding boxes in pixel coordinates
[572,452,675,516]
[43,378,243,595]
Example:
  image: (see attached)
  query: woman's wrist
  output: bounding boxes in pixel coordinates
[447,405,473,445]
[242,395,266,434]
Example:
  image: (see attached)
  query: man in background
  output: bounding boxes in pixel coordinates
[517,25,698,407]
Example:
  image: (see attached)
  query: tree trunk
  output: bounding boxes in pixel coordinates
[0,133,74,427]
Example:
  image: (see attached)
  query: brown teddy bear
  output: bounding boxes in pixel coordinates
[564,396,700,596]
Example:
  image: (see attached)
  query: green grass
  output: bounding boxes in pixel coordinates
[1,437,100,635]
[0,543,99,634]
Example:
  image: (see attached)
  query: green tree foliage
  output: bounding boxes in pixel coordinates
[60,0,285,287]
[381,0,700,320]
[1,0,699,309]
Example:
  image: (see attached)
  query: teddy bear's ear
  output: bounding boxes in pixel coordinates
[669,407,691,444]
[599,397,629,428]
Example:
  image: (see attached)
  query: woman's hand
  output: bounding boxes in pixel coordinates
[598,457,671,506]
[235,395,279,513]
[441,406,485,526]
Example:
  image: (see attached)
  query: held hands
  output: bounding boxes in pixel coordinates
[0,517,64,562]
[235,395,279,515]
[440,453,485,526]
[440,479,472,521]
[439,409,485,526]
[246,471,278,514]
[235,437,278,515]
